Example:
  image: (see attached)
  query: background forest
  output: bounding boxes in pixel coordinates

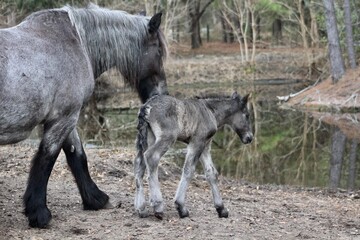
[1,0,359,55]
[0,0,359,189]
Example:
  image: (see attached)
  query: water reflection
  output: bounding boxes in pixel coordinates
[206,103,360,190]
[97,101,359,190]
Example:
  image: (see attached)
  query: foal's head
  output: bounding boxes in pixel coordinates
[137,13,168,103]
[227,92,253,144]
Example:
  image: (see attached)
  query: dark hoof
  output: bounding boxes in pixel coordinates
[216,207,229,218]
[83,190,110,210]
[175,205,189,218]
[25,207,52,228]
[154,212,164,220]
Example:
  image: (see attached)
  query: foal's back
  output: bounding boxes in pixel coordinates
[143,95,217,142]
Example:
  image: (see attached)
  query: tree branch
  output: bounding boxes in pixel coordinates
[195,0,215,23]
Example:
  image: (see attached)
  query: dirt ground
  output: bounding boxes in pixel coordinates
[1,143,360,240]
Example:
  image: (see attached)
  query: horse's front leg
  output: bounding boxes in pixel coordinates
[24,119,76,228]
[199,142,228,218]
[62,129,110,210]
[174,142,205,218]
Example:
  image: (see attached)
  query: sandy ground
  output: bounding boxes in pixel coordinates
[1,143,360,240]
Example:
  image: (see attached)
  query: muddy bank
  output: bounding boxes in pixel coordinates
[283,68,360,113]
[1,144,360,239]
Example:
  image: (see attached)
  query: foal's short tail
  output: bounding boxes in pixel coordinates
[136,105,149,153]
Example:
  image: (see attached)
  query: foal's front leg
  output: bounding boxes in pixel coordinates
[174,142,205,218]
[200,143,228,218]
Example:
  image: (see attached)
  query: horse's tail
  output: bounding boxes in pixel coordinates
[136,105,149,154]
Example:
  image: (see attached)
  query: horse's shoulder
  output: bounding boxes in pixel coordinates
[18,9,76,41]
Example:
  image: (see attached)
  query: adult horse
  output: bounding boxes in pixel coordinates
[0,4,168,228]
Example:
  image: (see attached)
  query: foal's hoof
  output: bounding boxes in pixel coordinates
[26,207,52,228]
[175,206,189,218]
[137,209,149,218]
[216,207,229,218]
[154,211,164,220]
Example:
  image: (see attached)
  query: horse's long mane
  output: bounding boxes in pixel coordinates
[62,5,167,85]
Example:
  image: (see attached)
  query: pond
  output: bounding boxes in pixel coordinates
[89,82,360,191]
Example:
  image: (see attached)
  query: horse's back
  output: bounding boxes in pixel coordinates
[0,10,93,145]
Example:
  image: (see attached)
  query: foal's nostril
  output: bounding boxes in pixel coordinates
[244,134,253,144]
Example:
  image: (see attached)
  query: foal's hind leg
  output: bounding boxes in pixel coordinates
[134,131,155,218]
[145,136,175,219]
[199,143,228,218]
[62,129,110,210]
[24,118,77,228]
[134,151,147,217]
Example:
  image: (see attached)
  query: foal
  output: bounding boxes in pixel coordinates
[134,92,253,219]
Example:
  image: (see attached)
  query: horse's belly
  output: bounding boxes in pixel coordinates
[0,130,32,145]
[0,104,42,145]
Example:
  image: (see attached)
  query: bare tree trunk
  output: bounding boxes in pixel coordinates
[298,0,309,48]
[256,16,261,41]
[329,127,346,190]
[344,0,357,69]
[309,0,320,47]
[220,12,228,43]
[272,19,282,45]
[322,0,345,83]
[347,140,358,190]
[188,0,215,49]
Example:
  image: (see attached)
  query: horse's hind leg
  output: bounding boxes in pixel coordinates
[24,118,77,228]
[199,143,228,218]
[62,129,110,210]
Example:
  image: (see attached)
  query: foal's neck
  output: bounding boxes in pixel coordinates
[203,98,235,127]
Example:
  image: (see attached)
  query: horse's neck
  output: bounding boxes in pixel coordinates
[66,7,145,79]
[203,99,234,127]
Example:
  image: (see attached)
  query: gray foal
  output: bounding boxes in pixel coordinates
[134,92,253,219]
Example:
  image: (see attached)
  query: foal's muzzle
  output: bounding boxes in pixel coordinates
[242,132,253,144]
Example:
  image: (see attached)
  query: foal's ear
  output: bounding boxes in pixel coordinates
[241,93,250,104]
[231,91,240,100]
[149,12,162,34]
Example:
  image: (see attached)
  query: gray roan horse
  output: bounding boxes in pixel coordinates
[0,4,168,228]
[134,92,253,219]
